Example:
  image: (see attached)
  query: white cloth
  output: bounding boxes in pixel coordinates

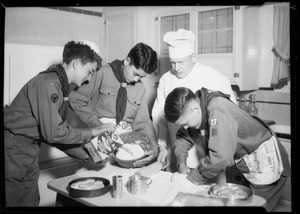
[236,136,283,185]
[163,29,195,58]
[152,62,237,148]
[79,40,101,57]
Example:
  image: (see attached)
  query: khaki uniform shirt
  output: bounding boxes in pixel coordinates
[69,63,157,150]
[4,72,92,144]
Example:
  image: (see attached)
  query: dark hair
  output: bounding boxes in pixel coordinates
[164,87,197,123]
[63,41,102,71]
[127,42,158,74]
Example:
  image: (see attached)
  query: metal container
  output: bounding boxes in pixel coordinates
[112,175,123,198]
[171,192,229,206]
[113,148,146,168]
[128,173,152,196]
[209,183,253,205]
[68,177,110,198]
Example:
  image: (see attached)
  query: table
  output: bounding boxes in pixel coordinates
[47,162,267,208]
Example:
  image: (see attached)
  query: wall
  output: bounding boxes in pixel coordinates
[5,7,102,50]
[4,6,104,206]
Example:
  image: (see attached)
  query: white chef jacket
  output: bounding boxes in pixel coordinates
[152,62,237,149]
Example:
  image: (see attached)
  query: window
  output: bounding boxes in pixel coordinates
[198,7,233,54]
[160,13,190,55]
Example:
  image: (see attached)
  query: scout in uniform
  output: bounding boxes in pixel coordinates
[164,87,291,212]
[69,42,159,168]
[4,40,116,207]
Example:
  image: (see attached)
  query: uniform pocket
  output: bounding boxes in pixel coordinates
[98,86,117,111]
[127,95,142,119]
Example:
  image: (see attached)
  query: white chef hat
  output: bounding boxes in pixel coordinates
[79,40,101,57]
[163,29,195,59]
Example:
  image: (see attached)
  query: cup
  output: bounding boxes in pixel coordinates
[128,173,152,196]
[112,175,123,198]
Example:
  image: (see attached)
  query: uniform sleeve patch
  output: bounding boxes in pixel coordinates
[211,127,218,137]
[50,93,59,103]
[210,118,217,126]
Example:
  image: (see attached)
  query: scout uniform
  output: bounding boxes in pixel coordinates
[175,87,291,211]
[4,64,94,206]
[69,60,158,156]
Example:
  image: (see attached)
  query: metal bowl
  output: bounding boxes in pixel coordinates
[113,148,146,168]
[68,177,110,198]
[209,183,253,205]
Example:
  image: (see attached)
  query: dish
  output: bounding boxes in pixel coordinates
[113,144,146,168]
[171,192,228,206]
[209,183,253,205]
[68,177,110,198]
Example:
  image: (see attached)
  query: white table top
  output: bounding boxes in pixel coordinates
[47,162,266,207]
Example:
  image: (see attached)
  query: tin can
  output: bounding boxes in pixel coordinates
[112,175,123,198]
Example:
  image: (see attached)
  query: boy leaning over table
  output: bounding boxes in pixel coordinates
[69,42,159,169]
[165,87,291,212]
[4,40,116,207]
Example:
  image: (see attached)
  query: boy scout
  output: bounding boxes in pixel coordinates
[164,87,291,212]
[69,42,159,167]
[4,40,116,206]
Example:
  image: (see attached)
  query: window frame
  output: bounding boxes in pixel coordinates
[156,6,236,57]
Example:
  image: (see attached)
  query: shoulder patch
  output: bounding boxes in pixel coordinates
[211,127,218,137]
[50,93,59,103]
[210,118,217,126]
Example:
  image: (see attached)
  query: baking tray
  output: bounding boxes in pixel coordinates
[171,192,229,206]
[68,177,110,198]
[209,183,253,205]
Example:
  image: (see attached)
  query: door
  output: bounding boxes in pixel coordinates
[103,12,135,64]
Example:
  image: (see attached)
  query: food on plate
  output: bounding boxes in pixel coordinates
[211,184,248,199]
[116,144,145,160]
[70,179,105,190]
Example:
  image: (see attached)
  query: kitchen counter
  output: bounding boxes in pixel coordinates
[47,162,266,208]
[269,124,290,135]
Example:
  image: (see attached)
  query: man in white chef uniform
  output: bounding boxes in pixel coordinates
[152,29,237,181]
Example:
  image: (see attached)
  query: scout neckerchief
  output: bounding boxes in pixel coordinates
[39,64,70,121]
[108,60,127,125]
[195,88,231,153]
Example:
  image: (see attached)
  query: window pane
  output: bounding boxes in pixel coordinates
[202,32,212,49]
[198,7,233,54]
[217,30,228,49]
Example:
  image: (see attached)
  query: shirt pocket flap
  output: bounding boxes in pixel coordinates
[127,95,142,106]
[99,86,117,96]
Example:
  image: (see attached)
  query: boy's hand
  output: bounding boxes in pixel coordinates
[132,150,155,167]
[178,163,191,174]
[157,145,169,167]
[92,123,116,137]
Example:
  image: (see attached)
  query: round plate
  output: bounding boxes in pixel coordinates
[68,177,110,198]
[209,183,253,205]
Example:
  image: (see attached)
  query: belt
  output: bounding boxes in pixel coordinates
[4,129,36,145]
